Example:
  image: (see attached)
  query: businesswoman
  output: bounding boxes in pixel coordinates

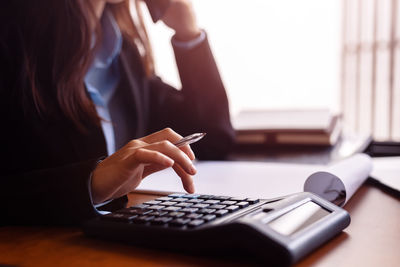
[0,0,234,225]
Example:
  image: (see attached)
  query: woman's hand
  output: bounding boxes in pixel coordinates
[161,0,201,41]
[91,128,196,204]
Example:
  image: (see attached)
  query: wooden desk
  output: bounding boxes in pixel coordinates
[1,184,399,266]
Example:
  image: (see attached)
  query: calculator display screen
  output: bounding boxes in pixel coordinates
[267,201,330,236]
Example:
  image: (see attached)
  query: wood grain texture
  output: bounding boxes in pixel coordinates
[1,185,399,267]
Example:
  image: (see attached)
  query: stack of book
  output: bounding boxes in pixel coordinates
[233,109,341,146]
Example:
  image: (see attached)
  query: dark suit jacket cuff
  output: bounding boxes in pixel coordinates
[171,30,206,50]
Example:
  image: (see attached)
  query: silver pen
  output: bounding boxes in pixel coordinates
[173,133,206,147]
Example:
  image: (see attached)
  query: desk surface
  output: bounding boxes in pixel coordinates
[1,184,399,267]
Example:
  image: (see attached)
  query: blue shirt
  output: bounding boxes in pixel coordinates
[85,10,122,156]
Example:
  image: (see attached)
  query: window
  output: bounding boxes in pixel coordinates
[342,0,400,141]
[142,0,341,117]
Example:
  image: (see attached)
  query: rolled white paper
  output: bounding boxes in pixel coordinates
[304,153,372,206]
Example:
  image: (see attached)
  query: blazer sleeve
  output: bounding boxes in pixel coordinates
[147,33,235,160]
[1,160,102,226]
[0,111,127,226]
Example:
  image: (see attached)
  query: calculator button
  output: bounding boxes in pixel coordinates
[163,206,182,212]
[202,214,216,221]
[187,199,204,203]
[180,208,199,213]
[192,203,210,208]
[148,211,168,217]
[168,212,185,218]
[214,210,229,217]
[176,202,193,207]
[220,200,237,205]
[168,193,185,198]
[133,215,155,224]
[133,209,153,215]
[199,208,216,214]
[181,194,201,199]
[147,205,165,210]
[156,197,173,201]
[118,208,151,215]
[101,213,137,222]
[209,204,227,209]
[130,204,149,209]
[188,219,205,227]
[236,202,249,208]
[198,195,214,199]
[170,218,190,226]
[144,200,162,205]
[203,200,220,205]
[151,217,172,225]
[226,205,239,212]
[186,213,203,219]
[230,197,247,202]
[171,198,188,202]
[212,196,231,201]
[160,201,177,206]
[246,198,260,204]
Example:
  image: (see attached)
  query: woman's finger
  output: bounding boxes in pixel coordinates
[173,164,195,194]
[139,128,196,160]
[143,141,197,175]
[143,164,170,178]
[125,139,148,149]
[178,144,196,161]
[139,128,181,143]
[126,148,175,169]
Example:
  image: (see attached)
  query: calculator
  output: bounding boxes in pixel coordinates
[83,192,350,266]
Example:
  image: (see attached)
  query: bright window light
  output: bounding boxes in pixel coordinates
[142,0,342,116]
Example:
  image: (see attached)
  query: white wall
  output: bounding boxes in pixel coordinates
[142,0,342,116]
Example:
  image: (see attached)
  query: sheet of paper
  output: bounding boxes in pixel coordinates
[137,154,372,206]
[370,157,400,191]
[137,161,319,199]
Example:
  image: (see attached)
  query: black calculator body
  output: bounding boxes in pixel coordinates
[83,192,350,266]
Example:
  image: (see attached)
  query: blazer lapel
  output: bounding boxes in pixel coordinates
[119,43,148,138]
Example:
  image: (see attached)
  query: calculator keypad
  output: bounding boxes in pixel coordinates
[101,194,260,229]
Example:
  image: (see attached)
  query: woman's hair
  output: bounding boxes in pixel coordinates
[1,0,153,131]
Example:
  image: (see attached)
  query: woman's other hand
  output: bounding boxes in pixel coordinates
[161,0,201,41]
[91,128,196,204]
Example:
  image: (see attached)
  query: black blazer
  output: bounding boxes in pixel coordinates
[0,35,235,225]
